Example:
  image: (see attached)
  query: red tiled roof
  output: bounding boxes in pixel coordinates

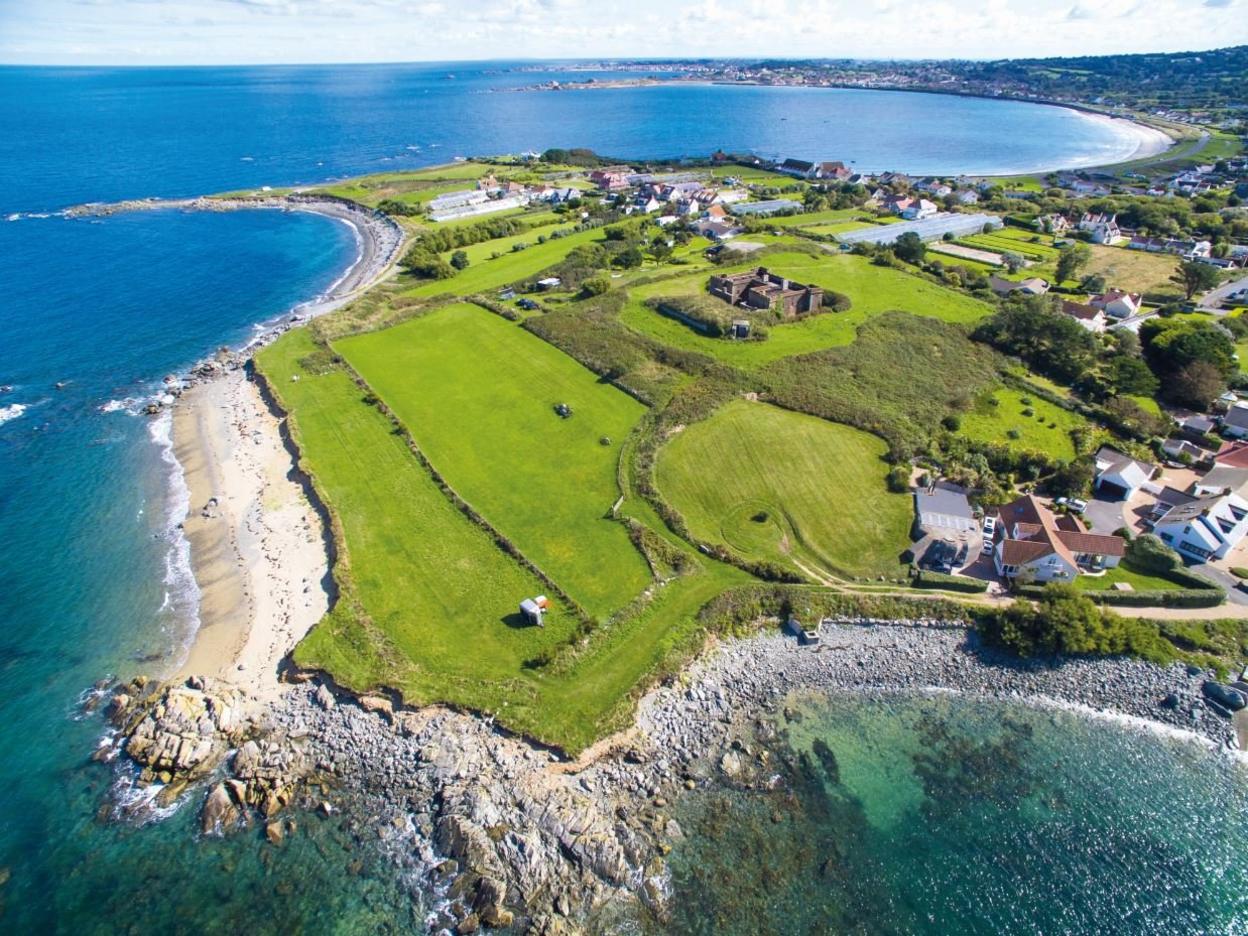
[1055,531,1127,557]
[1216,441,1248,469]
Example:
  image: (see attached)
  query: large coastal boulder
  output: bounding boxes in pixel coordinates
[114,678,247,789]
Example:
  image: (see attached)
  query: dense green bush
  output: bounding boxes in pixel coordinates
[913,570,989,593]
[760,313,1001,460]
[977,584,1137,656]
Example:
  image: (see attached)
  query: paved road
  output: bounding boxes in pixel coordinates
[1190,562,1248,606]
[1199,273,1248,312]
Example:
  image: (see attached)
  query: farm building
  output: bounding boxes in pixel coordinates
[731,199,803,217]
[835,212,1001,246]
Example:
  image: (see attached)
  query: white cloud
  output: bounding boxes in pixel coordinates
[0,0,1244,64]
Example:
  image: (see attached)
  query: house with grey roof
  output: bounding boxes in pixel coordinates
[1153,492,1248,561]
[1093,447,1156,499]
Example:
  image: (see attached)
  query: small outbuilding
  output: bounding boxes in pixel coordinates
[520,595,550,626]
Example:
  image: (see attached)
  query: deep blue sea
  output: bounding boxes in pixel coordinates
[0,62,1240,933]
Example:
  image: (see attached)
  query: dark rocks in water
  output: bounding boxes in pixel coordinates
[811,738,840,784]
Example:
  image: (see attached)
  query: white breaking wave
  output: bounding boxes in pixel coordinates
[148,410,202,670]
[0,403,27,425]
[99,397,141,415]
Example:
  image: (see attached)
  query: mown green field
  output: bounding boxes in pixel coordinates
[253,329,579,702]
[337,303,651,616]
[256,326,756,751]
[619,251,992,367]
[957,387,1085,460]
[655,400,913,580]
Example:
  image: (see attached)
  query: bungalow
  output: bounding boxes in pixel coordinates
[1036,214,1071,235]
[1078,212,1122,245]
[779,158,817,179]
[1223,402,1248,439]
[1089,288,1143,319]
[1191,463,1248,497]
[693,218,743,241]
[1060,299,1106,332]
[1162,438,1210,464]
[1093,446,1155,499]
[1153,491,1248,561]
[992,494,1126,581]
[816,161,852,181]
[915,178,953,198]
[1178,413,1218,439]
[900,199,939,220]
[989,275,1050,297]
[953,190,980,206]
[1150,484,1201,520]
[884,194,916,215]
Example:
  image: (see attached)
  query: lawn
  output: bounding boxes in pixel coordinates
[1084,245,1183,298]
[957,386,1084,460]
[654,400,913,580]
[336,303,652,616]
[618,251,992,367]
[1074,559,1184,592]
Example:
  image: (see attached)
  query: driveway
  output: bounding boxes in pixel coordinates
[1081,494,1129,534]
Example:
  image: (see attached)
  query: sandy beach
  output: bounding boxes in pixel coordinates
[173,369,329,704]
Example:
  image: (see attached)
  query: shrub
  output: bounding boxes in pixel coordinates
[449,250,470,270]
[886,465,911,493]
[1126,534,1182,575]
[1231,567,1248,579]
[913,570,989,593]
[402,250,455,280]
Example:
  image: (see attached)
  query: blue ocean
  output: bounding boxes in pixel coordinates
[0,62,1240,932]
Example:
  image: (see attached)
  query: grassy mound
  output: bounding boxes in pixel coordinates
[654,400,913,580]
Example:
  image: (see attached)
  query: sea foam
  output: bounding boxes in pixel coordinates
[0,403,27,425]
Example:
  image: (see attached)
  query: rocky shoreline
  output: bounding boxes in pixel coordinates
[93,620,1242,934]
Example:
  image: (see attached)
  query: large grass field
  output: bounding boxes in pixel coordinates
[253,330,580,701]
[654,400,913,580]
[618,251,992,367]
[957,386,1084,460]
[256,327,755,752]
[337,303,651,616]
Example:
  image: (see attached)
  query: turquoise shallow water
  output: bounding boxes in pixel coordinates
[661,692,1248,935]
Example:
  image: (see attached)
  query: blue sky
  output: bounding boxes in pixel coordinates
[0,0,1244,65]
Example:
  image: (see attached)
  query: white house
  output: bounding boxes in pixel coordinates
[992,494,1126,582]
[953,190,980,206]
[1078,212,1122,245]
[1061,299,1106,333]
[900,198,939,220]
[1153,492,1248,561]
[1089,288,1143,319]
[1094,447,1156,498]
